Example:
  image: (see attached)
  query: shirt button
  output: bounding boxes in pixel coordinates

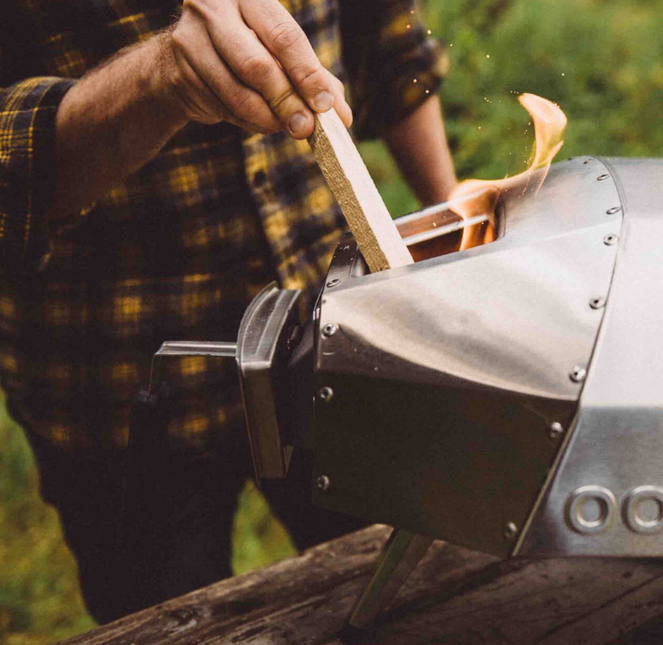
[253,170,267,187]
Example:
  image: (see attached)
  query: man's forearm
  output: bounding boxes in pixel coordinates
[383,95,457,207]
[52,34,187,219]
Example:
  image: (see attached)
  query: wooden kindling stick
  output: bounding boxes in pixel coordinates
[308,108,414,273]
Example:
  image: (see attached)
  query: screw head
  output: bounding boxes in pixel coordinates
[326,278,340,288]
[319,386,334,403]
[316,475,331,492]
[570,365,587,383]
[504,522,518,540]
[549,422,564,440]
[590,297,606,310]
[597,174,610,181]
[606,206,621,215]
[322,323,338,338]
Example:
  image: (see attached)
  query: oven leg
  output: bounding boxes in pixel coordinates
[348,528,435,629]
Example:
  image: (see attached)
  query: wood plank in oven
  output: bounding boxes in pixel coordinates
[308,109,414,273]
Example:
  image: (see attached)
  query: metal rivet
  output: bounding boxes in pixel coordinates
[589,297,606,310]
[549,422,564,440]
[326,278,340,288]
[606,206,621,215]
[504,522,518,540]
[597,174,610,181]
[604,234,618,246]
[570,365,587,383]
[316,475,331,492]
[319,386,334,402]
[322,323,338,338]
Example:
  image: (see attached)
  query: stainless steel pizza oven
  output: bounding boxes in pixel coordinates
[146,156,663,626]
[309,156,663,559]
[151,156,663,557]
[303,157,662,559]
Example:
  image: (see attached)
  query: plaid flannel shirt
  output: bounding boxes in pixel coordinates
[0,0,446,452]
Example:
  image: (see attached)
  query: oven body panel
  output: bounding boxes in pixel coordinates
[313,157,622,556]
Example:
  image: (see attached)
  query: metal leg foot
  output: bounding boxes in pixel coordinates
[348,528,434,629]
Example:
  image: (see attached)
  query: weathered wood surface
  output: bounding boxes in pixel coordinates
[60,524,663,645]
[308,109,413,273]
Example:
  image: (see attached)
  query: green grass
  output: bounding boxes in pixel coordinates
[4,0,663,641]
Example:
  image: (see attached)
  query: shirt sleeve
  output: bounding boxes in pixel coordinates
[339,0,448,141]
[0,77,76,272]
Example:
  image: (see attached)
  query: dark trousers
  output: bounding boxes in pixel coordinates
[22,416,365,625]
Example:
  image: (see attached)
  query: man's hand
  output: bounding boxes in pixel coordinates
[162,0,352,138]
[51,0,352,218]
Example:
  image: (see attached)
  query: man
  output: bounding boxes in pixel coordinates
[0,0,456,624]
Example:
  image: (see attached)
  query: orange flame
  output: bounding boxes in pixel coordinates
[449,93,567,250]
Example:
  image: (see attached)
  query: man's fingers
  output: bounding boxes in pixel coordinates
[239,0,335,115]
[171,12,281,132]
[206,11,317,138]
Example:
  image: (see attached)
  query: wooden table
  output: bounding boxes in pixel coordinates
[59,525,663,645]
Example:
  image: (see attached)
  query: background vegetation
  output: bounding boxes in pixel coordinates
[2,0,663,642]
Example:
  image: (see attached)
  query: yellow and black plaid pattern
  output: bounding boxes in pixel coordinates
[0,0,445,451]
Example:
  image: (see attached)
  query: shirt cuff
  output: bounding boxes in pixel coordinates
[0,77,76,272]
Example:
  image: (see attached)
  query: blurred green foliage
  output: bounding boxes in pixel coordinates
[424,0,663,181]
[0,393,95,645]
[2,0,663,642]
[231,482,297,576]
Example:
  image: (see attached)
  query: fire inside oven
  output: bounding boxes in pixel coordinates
[395,93,568,263]
[396,193,505,262]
